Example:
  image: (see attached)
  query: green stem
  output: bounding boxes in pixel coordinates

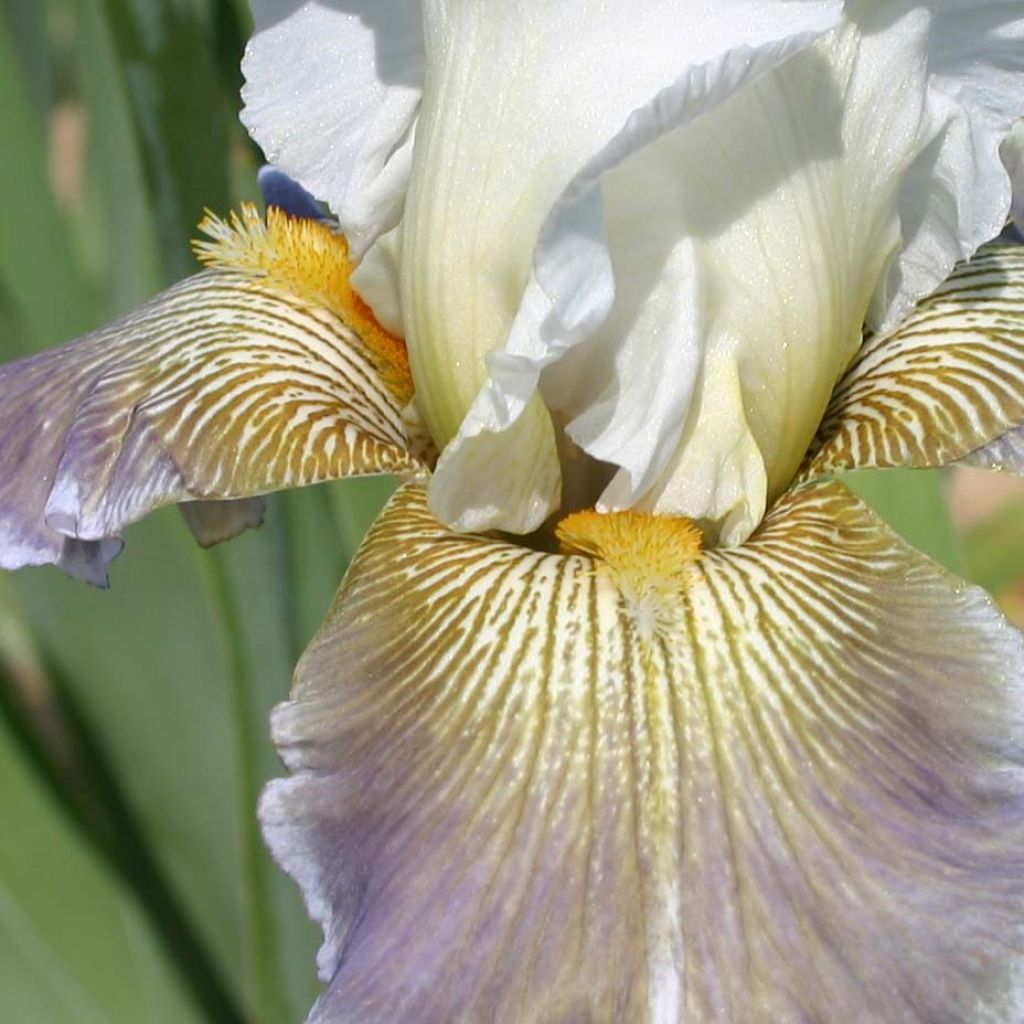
[207,551,290,1024]
[0,655,246,1024]
[272,494,306,667]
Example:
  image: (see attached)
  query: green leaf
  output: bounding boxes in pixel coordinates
[101,0,251,281]
[0,7,97,348]
[9,516,269,1016]
[840,468,964,576]
[961,496,1024,598]
[71,0,163,313]
[1,0,51,115]
[0,710,203,1024]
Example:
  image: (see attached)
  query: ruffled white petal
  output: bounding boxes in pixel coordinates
[403,0,844,533]
[869,1,1024,328]
[241,1,424,259]
[399,1,1023,538]
[1005,118,1024,229]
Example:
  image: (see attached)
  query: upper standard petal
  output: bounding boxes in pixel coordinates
[242,1,424,259]
[373,2,1021,540]
[402,0,843,534]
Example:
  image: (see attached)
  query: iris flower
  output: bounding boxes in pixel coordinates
[5,0,1024,1020]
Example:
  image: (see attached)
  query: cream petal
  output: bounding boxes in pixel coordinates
[403,3,1023,538]
[263,481,1024,1023]
[426,395,561,534]
[403,0,843,533]
[241,1,423,258]
[805,243,1024,478]
[1004,118,1024,231]
[0,230,423,582]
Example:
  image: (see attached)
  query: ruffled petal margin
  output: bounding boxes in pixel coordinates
[805,242,1024,479]
[241,0,423,258]
[0,219,423,584]
[262,481,1024,1023]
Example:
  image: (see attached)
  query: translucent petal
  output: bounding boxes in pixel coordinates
[178,498,267,548]
[263,481,1024,1022]
[0,264,421,583]
[868,1,1024,329]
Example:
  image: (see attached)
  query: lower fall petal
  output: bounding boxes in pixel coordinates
[262,481,1024,1023]
[0,207,424,583]
[805,243,1024,479]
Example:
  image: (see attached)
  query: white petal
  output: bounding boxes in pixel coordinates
[403,1,1024,539]
[349,225,405,337]
[403,0,844,533]
[241,1,423,258]
[869,1,1024,329]
[1005,118,1024,229]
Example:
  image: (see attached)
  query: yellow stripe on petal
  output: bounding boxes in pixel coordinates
[263,481,1024,1023]
[804,243,1024,478]
[0,270,425,582]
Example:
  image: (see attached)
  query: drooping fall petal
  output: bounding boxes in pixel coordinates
[0,208,424,583]
[262,481,1024,1023]
[806,242,1024,478]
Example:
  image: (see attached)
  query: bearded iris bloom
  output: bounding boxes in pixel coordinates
[4,0,1024,1020]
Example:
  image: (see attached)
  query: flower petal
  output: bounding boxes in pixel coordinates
[263,480,1024,1022]
[406,3,1024,539]
[241,1,423,258]
[178,498,267,548]
[869,1,1024,327]
[405,0,843,533]
[1004,118,1024,231]
[257,165,326,222]
[0,253,421,582]
[805,243,1024,478]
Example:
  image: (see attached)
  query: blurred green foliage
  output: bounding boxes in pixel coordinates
[0,2,392,1021]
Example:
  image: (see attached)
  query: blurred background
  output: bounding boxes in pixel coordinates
[0,2,1022,1022]
[0,1,393,1021]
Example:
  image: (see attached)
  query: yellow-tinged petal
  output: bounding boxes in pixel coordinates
[262,481,1024,1023]
[804,243,1024,479]
[193,204,415,405]
[0,256,426,583]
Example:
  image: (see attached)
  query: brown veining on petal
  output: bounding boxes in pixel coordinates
[803,243,1024,480]
[193,204,415,406]
[263,482,1024,1023]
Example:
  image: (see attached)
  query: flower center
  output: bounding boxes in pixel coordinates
[558,506,702,591]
